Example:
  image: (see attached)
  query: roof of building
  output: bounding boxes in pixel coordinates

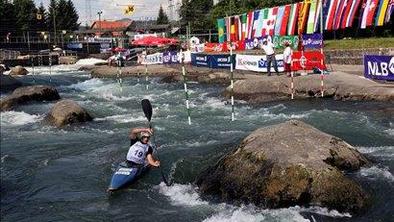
[90,20,132,30]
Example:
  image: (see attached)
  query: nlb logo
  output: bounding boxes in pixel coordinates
[367,57,394,76]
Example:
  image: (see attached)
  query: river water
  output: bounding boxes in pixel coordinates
[1,65,393,222]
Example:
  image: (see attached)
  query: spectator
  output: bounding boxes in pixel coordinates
[261,39,279,76]
[283,42,293,77]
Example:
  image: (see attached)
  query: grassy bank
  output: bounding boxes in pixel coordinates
[324,37,394,50]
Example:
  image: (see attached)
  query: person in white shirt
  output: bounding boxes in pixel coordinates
[283,42,293,77]
[261,39,279,76]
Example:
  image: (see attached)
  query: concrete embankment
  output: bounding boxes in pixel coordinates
[84,64,394,103]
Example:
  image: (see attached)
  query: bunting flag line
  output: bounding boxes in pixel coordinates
[288,3,300,35]
[376,0,390,26]
[275,6,286,35]
[281,5,292,35]
[307,0,318,33]
[262,7,279,36]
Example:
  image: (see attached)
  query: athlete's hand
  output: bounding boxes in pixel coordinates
[154,160,160,167]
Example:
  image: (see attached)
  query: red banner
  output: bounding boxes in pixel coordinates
[291,51,326,71]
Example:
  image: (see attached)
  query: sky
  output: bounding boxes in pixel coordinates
[34,0,182,25]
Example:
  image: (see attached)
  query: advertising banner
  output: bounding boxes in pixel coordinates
[301,33,323,49]
[191,54,210,67]
[67,43,83,49]
[291,51,326,71]
[141,52,163,65]
[364,55,394,81]
[163,51,179,64]
[210,54,235,69]
[235,54,285,72]
[273,35,299,49]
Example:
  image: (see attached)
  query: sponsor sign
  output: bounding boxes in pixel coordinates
[191,54,209,67]
[134,33,157,40]
[210,54,235,69]
[364,55,394,81]
[235,54,285,72]
[301,33,323,49]
[291,51,326,71]
[163,51,179,64]
[141,52,163,65]
[66,43,83,49]
[273,35,299,49]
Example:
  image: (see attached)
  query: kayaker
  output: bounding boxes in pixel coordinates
[126,127,160,167]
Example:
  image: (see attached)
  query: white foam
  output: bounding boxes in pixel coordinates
[360,166,394,182]
[75,58,107,66]
[157,183,208,206]
[186,140,218,147]
[384,128,394,136]
[66,78,105,90]
[1,111,42,126]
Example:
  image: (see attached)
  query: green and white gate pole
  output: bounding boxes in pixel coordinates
[181,50,191,125]
[229,43,235,121]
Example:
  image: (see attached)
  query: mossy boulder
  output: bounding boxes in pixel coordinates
[196,120,370,213]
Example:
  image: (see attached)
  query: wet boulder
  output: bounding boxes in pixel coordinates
[9,66,29,76]
[0,74,23,92]
[46,99,93,127]
[196,120,370,213]
[1,85,60,111]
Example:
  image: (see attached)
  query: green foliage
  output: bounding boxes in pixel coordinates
[0,0,17,36]
[47,0,79,32]
[157,5,169,24]
[13,0,37,32]
[36,2,48,32]
[180,0,214,32]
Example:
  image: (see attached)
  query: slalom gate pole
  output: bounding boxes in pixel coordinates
[230,43,235,121]
[117,58,123,92]
[180,50,191,125]
[48,55,52,83]
[31,56,36,82]
[291,58,294,100]
[144,48,149,90]
[320,0,324,98]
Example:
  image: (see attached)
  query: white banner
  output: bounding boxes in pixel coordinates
[134,33,157,40]
[235,54,284,72]
[141,52,163,65]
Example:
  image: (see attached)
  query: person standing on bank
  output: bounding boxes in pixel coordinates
[126,127,160,167]
[283,42,293,77]
[261,39,279,76]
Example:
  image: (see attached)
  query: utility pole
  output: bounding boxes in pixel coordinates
[97,11,103,37]
[52,7,57,45]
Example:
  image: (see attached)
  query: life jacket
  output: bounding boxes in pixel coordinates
[126,141,150,164]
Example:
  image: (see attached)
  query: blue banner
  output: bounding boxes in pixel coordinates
[163,51,179,64]
[301,33,323,49]
[364,55,394,81]
[191,54,235,69]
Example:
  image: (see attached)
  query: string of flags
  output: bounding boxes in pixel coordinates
[218,0,393,43]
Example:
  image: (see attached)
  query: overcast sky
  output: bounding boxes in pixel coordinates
[34,0,181,25]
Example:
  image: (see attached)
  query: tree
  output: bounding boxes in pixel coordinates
[0,0,17,37]
[157,5,169,24]
[47,0,57,32]
[36,2,48,32]
[64,0,79,30]
[13,0,37,34]
[180,0,213,32]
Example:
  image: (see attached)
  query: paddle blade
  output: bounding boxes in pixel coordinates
[141,99,153,121]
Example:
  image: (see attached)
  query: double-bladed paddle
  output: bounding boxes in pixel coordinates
[141,99,171,186]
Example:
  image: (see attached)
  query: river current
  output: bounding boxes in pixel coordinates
[1,64,393,222]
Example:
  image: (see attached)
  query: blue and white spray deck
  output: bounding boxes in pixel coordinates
[1,62,393,221]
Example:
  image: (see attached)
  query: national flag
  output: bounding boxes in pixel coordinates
[234,15,241,41]
[361,0,379,28]
[340,0,354,29]
[325,0,339,30]
[346,0,362,27]
[366,0,379,26]
[251,10,261,38]
[255,9,267,37]
[288,3,300,35]
[241,13,247,40]
[385,0,394,23]
[217,18,225,43]
[262,7,279,36]
[281,5,292,35]
[298,1,310,34]
[246,11,255,39]
[314,0,322,32]
[225,17,231,42]
[230,17,237,41]
[307,0,318,33]
[375,0,390,26]
[275,6,285,35]
[334,0,348,30]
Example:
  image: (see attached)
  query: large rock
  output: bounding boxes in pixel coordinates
[196,120,370,213]
[9,66,29,76]
[45,99,93,127]
[0,74,23,92]
[1,85,60,111]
